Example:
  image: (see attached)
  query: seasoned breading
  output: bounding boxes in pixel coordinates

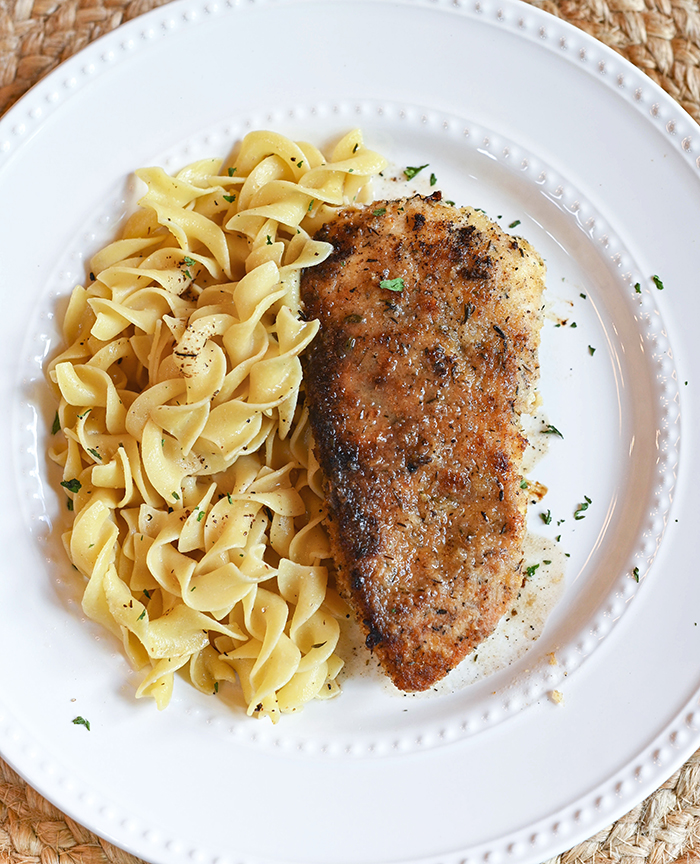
[300,193,546,692]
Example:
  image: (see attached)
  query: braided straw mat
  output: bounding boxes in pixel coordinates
[2,1,700,863]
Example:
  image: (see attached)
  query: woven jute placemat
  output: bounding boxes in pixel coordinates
[1,1,700,863]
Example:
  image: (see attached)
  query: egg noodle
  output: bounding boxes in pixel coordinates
[47,129,387,722]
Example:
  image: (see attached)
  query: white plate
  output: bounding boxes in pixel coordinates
[1,1,699,862]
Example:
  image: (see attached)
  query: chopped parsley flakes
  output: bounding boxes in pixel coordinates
[403,164,429,180]
[574,496,592,520]
[380,277,405,293]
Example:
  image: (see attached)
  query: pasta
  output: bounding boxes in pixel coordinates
[47,129,388,722]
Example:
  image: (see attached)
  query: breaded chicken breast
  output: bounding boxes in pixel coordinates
[301,193,546,691]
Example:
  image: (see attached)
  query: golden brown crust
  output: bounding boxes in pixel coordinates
[300,194,546,691]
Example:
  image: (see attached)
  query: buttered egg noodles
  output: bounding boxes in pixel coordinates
[47,130,387,722]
